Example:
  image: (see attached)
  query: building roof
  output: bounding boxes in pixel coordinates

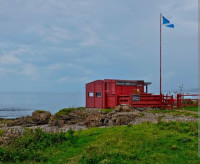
[86,79,152,85]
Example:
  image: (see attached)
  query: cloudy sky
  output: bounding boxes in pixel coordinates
[0,0,198,94]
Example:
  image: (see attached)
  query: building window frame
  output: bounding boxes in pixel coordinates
[88,92,94,97]
[96,92,102,97]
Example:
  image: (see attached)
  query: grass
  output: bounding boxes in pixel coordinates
[147,109,198,118]
[0,121,199,163]
[0,130,4,137]
[0,128,74,162]
[55,107,85,116]
[100,108,115,114]
[180,106,198,112]
[35,110,46,113]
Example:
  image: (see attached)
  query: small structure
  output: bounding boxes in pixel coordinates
[86,79,173,109]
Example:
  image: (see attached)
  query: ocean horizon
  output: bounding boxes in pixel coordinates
[0,92,85,118]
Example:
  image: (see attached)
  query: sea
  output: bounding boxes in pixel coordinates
[0,92,85,118]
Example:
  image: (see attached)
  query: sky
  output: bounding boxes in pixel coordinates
[0,0,198,94]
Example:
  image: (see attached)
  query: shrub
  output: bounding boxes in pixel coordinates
[0,128,74,162]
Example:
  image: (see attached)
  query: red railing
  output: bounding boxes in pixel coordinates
[131,94,162,108]
[118,95,130,105]
[117,94,173,109]
[161,95,174,109]
[177,94,199,108]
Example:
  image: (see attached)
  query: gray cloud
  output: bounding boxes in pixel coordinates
[0,0,197,92]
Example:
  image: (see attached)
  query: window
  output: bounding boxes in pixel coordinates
[88,92,94,97]
[96,92,101,97]
[116,81,136,86]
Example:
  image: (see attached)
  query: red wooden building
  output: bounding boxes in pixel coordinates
[86,79,173,109]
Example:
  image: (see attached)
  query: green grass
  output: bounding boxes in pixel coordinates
[55,107,85,116]
[0,121,199,163]
[0,128,74,163]
[35,110,46,113]
[148,109,198,118]
[100,108,115,114]
[0,130,4,137]
[180,106,199,112]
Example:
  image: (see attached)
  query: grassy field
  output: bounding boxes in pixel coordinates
[180,106,199,112]
[0,121,199,164]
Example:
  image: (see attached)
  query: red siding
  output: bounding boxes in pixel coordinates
[86,79,161,109]
[86,80,104,108]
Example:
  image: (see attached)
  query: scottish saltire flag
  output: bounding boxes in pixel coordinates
[162,16,174,28]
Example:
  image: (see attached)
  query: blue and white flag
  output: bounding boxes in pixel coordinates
[162,16,174,28]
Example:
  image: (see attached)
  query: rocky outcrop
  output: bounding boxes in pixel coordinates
[84,111,105,127]
[49,110,88,127]
[115,105,133,112]
[107,112,140,126]
[32,110,51,124]
[6,116,35,127]
[6,110,51,127]
[85,106,140,127]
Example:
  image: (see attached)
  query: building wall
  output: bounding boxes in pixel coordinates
[104,79,116,108]
[86,79,147,108]
[86,80,104,108]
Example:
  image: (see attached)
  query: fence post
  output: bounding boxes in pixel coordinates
[171,95,173,110]
[177,94,180,108]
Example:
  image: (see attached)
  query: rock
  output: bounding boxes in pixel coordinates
[49,110,88,126]
[136,108,145,111]
[85,109,140,127]
[85,112,105,127]
[109,112,140,125]
[48,118,58,126]
[32,110,51,125]
[115,105,133,112]
[121,105,133,112]
[115,105,122,112]
[7,116,35,127]
[57,120,65,127]
[6,110,51,127]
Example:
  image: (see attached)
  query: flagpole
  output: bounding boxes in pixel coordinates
[160,13,162,96]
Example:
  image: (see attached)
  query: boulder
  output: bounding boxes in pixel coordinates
[111,112,139,125]
[121,105,133,112]
[49,110,89,126]
[85,109,140,127]
[48,118,58,126]
[32,110,51,125]
[115,105,133,112]
[85,112,105,127]
[57,120,65,127]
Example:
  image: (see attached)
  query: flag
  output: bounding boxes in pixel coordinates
[162,16,174,28]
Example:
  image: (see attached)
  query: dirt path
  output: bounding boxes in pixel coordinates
[176,109,199,115]
[130,111,198,125]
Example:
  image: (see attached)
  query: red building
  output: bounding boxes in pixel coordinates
[85,79,166,108]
